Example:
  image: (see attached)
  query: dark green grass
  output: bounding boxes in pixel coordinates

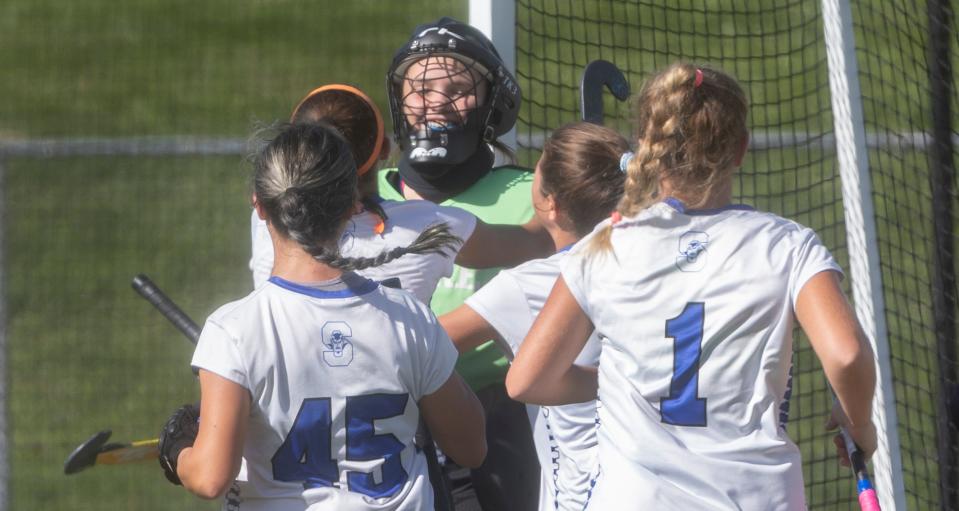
[0,0,467,138]
[6,155,252,510]
[2,0,955,509]
[1,1,466,508]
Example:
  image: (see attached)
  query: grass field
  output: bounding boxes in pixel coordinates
[1,0,956,509]
[1,1,467,509]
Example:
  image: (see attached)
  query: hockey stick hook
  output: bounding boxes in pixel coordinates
[580,60,630,125]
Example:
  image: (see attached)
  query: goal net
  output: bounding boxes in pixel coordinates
[507,0,958,509]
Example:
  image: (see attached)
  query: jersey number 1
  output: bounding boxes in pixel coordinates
[662,302,707,427]
[272,394,410,498]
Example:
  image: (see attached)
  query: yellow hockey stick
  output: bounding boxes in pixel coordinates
[64,430,158,475]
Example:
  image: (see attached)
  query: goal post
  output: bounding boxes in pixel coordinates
[469,0,517,151]
[820,0,905,508]
[473,0,959,508]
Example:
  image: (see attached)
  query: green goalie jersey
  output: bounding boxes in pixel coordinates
[377,165,534,391]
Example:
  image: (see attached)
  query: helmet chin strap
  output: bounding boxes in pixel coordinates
[397,144,494,203]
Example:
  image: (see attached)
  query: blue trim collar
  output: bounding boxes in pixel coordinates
[268,275,379,299]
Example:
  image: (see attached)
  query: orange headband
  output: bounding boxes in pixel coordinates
[290,84,386,177]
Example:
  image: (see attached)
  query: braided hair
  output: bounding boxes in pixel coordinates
[591,63,748,252]
[253,122,462,271]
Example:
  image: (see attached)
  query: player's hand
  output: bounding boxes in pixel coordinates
[158,403,200,485]
[825,401,876,466]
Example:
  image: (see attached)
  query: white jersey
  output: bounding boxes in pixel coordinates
[250,197,478,303]
[191,274,458,511]
[466,249,601,511]
[561,200,842,511]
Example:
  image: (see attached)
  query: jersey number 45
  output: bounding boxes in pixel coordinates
[272,393,410,498]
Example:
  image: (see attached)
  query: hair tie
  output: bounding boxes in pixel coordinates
[610,211,622,225]
[694,68,704,88]
[619,151,634,173]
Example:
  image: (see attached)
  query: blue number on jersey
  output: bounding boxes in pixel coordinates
[272,393,411,498]
[346,394,409,498]
[271,398,338,488]
[661,302,707,426]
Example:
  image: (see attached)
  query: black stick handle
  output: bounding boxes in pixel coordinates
[131,274,200,344]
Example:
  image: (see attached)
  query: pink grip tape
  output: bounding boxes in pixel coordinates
[859,489,881,511]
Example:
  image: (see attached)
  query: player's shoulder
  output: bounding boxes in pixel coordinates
[203,285,272,336]
[366,280,436,319]
[732,206,802,228]
[638,200,812,237]
[484,251,565,307]
[367,285,444,345]
[506,249,565,279]
[379,197,437,221]
[381,197,468,219]
[378,198,476,238]
[728,207,818,244]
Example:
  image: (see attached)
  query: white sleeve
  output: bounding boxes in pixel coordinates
[788,225,844,308]
[191,319,251,391]
[560,234,600,320]
[464,271,534,357]
[414,308,459,399]
[433,205,478,278]
[249,210,273,289]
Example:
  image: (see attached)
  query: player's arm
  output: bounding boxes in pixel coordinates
[177,370,250,499]
[506,276,597,405]
[455,216,553,269]
[796,270,877,460]
[419,371,487,468]
[439,304,512,357]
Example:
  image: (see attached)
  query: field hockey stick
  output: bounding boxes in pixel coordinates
[131,273,200,344]
[579,59,630,125]
[64,430,159,475]
[65,275,198,474]
[839,427,881,510]
[128,273,453,511]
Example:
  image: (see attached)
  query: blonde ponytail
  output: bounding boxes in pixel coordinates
[587,62,748,256]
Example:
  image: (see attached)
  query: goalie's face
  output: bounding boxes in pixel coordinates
[400,56,489,134]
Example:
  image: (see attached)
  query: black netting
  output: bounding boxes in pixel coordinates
[3,0,956,508]
[852,0,959,509]
[516,0,955,509]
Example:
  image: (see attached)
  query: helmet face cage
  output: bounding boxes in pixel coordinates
[387,19,520,164]
[396,53,490,138]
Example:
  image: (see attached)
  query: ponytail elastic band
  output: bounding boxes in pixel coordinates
[619,151,634,173]
[694,68,704,88]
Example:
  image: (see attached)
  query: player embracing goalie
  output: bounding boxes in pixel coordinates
[155,22,878,511]
[158,122,486,510]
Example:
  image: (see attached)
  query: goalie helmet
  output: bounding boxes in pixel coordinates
[387,17,521,166]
